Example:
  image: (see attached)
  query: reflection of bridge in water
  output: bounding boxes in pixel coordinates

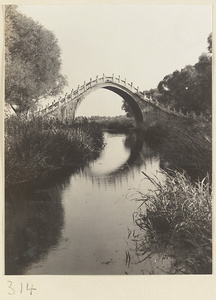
[76,134,160,190]
[36,74,184,127]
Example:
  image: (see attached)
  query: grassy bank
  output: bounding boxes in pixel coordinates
[133,170,212,274]
[5,116,104,185]
[141,117,212,180]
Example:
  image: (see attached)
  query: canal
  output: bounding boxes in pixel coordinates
[5,131,169,275]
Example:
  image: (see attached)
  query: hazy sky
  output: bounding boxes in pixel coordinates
[19,5,212,116]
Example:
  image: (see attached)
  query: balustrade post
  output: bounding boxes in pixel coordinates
[131,82,133,90]
[96,76,98,84]
[90,78,92,87]
[125,78,126,86]
[103,74,105,82]
[118,75,120,82]
[112,73,114,82]
[84,81,86,91]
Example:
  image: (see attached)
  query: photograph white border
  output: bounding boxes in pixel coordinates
[0,0,215,299]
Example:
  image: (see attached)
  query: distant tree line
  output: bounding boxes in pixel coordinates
[144,33,212,118]
[5,5,67,114]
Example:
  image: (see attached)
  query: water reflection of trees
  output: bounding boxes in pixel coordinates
[5,154,103,275]
[5,184,64,275]
[34,166,81,190]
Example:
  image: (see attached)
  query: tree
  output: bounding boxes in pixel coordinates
[151,33,212,116]
[5,5,67,114]
[207,32,212,53]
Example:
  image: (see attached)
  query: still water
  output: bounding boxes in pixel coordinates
[5,132,169,275]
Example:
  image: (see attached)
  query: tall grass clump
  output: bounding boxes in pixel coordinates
[5,116,104,185]
[133,170,212,274]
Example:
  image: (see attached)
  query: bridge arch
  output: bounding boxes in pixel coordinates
[102,86,143,125]
[73,79,144,127]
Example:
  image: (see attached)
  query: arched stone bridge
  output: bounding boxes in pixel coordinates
[36,74,184,128]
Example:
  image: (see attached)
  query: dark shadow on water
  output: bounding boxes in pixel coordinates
[5,186,64,275]
[5,166,83,275]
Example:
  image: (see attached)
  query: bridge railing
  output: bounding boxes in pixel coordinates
[35,74,198,120]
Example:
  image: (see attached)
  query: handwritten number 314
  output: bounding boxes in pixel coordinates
[8,281,36,296]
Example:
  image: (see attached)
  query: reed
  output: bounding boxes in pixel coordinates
[133,170,212,274]
[5,116,104,185]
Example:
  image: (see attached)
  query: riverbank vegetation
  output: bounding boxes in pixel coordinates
[5,116,104,185]
[84,115,135,132]
[142,116,212,180]
[132,170,212,274]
